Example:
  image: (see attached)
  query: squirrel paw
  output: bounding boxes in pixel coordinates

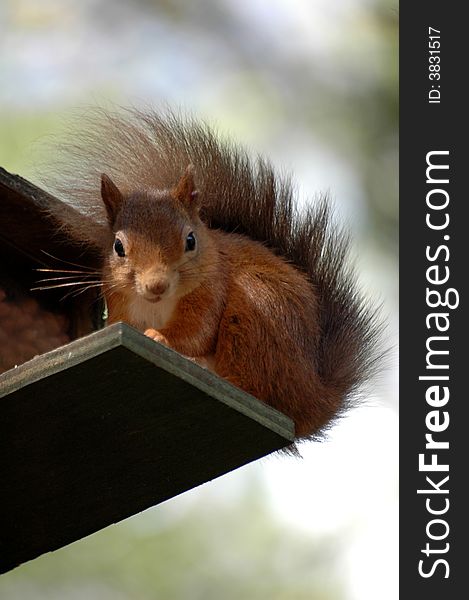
[144,328,168,346]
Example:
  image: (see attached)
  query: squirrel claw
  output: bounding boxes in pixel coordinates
[144,328,167,346]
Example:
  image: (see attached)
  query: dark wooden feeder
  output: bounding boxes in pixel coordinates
[0,167,294,574]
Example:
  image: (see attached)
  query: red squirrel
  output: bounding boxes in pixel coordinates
[44,108,381,441]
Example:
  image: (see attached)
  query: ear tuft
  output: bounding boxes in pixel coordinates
[173,165,199,210]
[101,173,123,225]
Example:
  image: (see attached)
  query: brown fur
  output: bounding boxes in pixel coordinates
[41,107,383,442]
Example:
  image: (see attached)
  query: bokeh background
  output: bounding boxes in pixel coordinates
[0,0,398,599]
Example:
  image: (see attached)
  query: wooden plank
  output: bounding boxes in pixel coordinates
[0,323,294,573]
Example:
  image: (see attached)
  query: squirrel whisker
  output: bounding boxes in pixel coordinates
[39,250,100,273]
[31,281,103,291]
[65,283,106,300]
[35,275,101,284]
[35,268,102,276]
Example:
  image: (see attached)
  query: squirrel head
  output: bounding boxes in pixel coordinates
[100,166,212,305]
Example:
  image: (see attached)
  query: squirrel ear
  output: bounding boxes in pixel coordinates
[101,173,123,225]
[173,165,199,211]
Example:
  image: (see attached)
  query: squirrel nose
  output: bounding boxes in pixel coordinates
[145,280,169,297]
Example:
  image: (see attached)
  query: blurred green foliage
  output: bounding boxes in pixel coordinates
[0,488,343,600]
[0,112,64,179]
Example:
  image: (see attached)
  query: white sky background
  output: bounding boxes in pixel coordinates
[1,1,398,598]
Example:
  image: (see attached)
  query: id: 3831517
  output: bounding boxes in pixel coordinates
[428,27,441,104]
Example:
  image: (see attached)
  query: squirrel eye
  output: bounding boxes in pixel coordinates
[185,231,196,252]
[114,238,125,257]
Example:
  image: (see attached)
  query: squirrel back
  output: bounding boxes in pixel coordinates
[42,107,382,442]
